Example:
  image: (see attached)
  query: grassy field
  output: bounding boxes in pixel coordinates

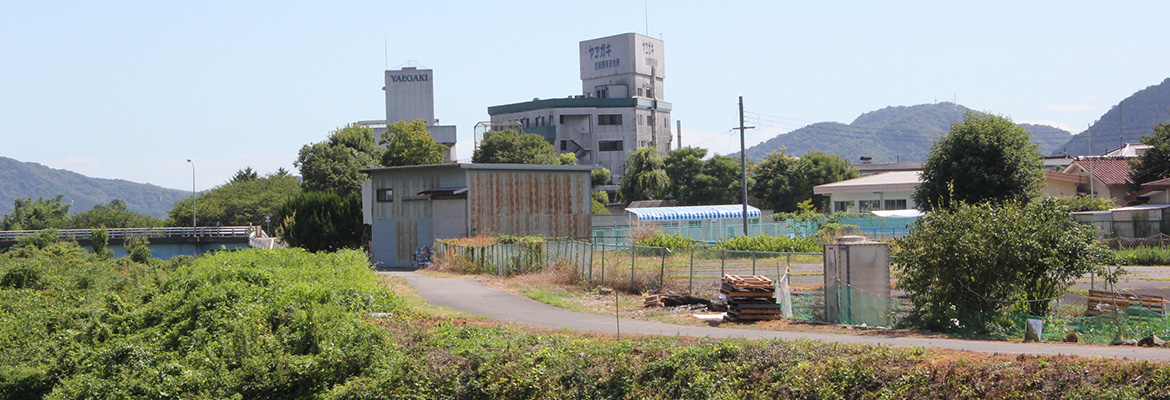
[4,243,1170,398]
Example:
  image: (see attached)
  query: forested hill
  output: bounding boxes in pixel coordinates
[0,156,188,219]
[740,103,1072,163]
[1060,77,1170,156]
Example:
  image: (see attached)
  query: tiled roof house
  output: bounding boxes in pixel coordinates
[1062,157,1135,206]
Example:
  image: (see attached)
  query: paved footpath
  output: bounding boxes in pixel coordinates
[384,271,1170,362]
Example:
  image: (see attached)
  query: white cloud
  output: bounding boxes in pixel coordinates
[1046,104,1095,112]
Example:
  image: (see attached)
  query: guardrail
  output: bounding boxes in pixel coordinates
[0,226,261,241]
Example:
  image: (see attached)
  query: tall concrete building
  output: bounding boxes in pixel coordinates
[487,33,672,186]
[359,66,458,161]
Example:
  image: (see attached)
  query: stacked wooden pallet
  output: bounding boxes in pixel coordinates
[721,275,784,321]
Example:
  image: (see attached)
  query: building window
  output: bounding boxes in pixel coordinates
[560,140,567,151]
[637,87,644,97]
[884,199,907,210]
[598,114,622,125]
[834,201,853,212]
[377,189,393,202]
[637,115,643,125]
[599,140,623,152]
[859,200,880,212]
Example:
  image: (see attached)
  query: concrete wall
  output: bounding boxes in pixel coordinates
[385,68,435,125]
[828,190,916,212]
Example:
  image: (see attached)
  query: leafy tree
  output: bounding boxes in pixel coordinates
[230,167,259,183]
[794,151,859,211]
[1128,122,1170,190]
[618,147,668,203]
[168,170,301,227]
[381,120,446,166]
[591,191,611,215]
[472,129,562,165]
[89,228,113,259]
[296,124,383,196]
[558,152,577,165]
[70,199,164,229]
[749,150,801,212]
[1,195,71,230]
[895,199,1114,332]
[591,167,612,186]
[663,147,745,205]
[276,191,364,252]
[913,113,1044,211]
[664,147,707,202]
[123,236,152,263]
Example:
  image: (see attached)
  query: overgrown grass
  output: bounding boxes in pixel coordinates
[5,242,1170,398]
[1115,246,1170,266]
[713,234,819,253]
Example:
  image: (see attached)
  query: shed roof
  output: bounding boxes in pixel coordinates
[625,204,761,222]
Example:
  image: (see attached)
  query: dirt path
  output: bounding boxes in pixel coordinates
[385,271,1170,361]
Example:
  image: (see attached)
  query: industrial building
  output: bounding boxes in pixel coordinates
[360,163,594,268]
[358,66,458,161]
[487,33,673,186]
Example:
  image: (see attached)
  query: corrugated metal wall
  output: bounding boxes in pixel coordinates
[369,171,441,266]
[467,169,591,239]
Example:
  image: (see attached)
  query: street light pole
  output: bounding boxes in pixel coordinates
[186,159,196,231]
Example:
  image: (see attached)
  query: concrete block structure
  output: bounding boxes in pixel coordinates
[358,67,458,161]
[487,33,672,187]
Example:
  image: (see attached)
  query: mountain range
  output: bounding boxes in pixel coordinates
[0,156,188,219]
[739,103,1072,163]
[740,77,1170,162]
[1059,78,1170,156]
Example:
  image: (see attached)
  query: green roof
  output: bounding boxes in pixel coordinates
[488,97,671,115]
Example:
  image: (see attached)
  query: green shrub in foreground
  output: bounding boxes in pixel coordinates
[635,233,699,251]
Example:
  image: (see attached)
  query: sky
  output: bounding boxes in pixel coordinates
[3,1,1169,191]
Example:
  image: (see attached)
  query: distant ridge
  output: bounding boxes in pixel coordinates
[0,156,188,219]
[739,102,1071,163]
[1059,78,1170,156]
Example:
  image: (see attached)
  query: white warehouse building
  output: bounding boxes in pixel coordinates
[487,33,673,185]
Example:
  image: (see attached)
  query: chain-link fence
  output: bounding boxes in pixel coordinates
[432,238,1170,343]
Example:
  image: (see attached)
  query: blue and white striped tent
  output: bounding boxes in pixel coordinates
[625,204,762,222]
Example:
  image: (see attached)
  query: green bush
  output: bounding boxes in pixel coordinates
[713,234,818,253]
[634,233,699,251]
[123,235,152,263]
[0,261,43,290]
[895,198,1115,332]
[277,191,364,252]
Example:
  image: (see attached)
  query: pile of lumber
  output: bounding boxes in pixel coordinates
[721,275,784,321]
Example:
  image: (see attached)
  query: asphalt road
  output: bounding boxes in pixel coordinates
[385,271,1170,362]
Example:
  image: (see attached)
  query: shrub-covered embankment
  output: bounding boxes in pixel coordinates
[3,243,1170,398]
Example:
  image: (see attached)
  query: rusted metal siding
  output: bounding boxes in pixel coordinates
[466,169,591,238]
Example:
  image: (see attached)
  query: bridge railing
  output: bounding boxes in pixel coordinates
[0,226,260,241]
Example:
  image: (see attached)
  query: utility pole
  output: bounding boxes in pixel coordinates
[676,120,682,150]
[736,96,755,236]
[1088,123,1095,199]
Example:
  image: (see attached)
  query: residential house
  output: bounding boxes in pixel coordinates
[814,170,1088,213]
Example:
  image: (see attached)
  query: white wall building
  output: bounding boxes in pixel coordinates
[487,33,673,186]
